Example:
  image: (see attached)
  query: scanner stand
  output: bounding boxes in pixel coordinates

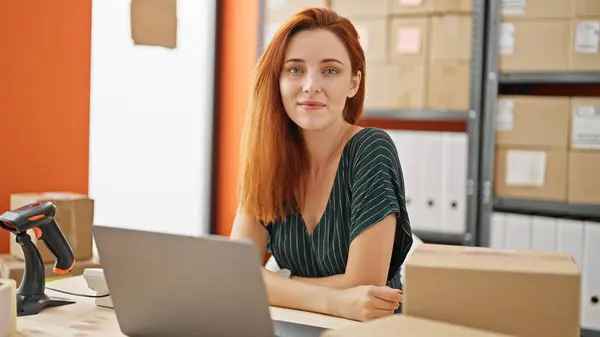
[16,233,75,316]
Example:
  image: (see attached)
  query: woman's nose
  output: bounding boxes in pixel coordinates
[302,72,322,94]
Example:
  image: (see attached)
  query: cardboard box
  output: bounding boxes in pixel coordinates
[9,193,94,263]
[322,314,514,337]
[568,151,600,205]
[0,254,101,287]
[499,20,571,72]
[389,17,430,63]
[365,62,427,109]
[430,14,472,61]
[389,0,434,15]
[500,0,575,19]
[570,97,600,150]
[130,0,177,49]
[495,96,571,148]
[266,0,329,22]
[330,0,389,18]
[569,19,600,71]
[434,0,473,13]
[403,244,581,337]
[576,0,600,17]
[352,18,388,63]
[427,59,470,110]
[494,147,568,201]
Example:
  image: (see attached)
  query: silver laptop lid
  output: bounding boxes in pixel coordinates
[93,225,275,337]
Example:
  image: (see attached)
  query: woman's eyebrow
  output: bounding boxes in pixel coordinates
[283,58,344,65]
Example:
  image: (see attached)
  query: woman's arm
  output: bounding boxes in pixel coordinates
[230,210,402,321]
[291,214,397,289]
[229,210,339,315]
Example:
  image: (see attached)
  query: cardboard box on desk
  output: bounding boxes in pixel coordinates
[0,254,101,287]
[403,244,581,337]
[9,192,94,263]
[500,0,575,19]
[321,314,514,337]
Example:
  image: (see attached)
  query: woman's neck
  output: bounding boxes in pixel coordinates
[302,121,352,174]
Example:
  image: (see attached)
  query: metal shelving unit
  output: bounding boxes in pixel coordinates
[494,198,600,221]
[257,0,488,246]
[479,4,600,335]
[500,72,600,84]
[362,109,468,122]
[478,0,600,247]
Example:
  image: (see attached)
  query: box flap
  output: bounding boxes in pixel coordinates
[322,315,514,337]
[406,244,579,275]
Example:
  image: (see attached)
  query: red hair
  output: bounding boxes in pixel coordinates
[239,7,366,224]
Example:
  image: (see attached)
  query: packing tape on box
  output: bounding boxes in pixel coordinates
[0,278,17,337]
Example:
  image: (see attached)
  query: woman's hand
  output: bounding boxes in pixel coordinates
[330,285,403,322]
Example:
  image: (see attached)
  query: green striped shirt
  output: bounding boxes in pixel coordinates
[263,127,413,313]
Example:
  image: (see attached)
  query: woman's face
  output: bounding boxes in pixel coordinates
[279,28,361,131]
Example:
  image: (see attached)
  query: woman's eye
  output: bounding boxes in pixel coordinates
[289,67,302,74]
[324,68,338,75]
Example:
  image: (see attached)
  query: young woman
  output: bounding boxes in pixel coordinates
[230,7,413,322]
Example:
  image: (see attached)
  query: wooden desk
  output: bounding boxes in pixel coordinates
[16,276,359,336]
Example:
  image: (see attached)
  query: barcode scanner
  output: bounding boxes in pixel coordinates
[0,201,76,316]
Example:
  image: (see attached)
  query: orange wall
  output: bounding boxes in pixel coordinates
[0,1,92,252]
[213,0,260,236]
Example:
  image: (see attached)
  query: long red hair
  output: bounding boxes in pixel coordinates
[239,7,366,224]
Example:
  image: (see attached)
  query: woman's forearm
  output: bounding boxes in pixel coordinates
[261,267,342,316]
[291,274,351,289]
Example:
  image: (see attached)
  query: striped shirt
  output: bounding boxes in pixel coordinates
[263,127,413,313]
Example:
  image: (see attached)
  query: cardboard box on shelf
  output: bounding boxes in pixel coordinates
[499,20,571,72]
[322,314,514,337]
[389,0,434,16]
[265,0,329,22]
[430,14,472,61]
[576,0,600,17]
[500,0,575,19]
[569,19,600,71]
[351,18,388,63]
[389,17,430,63]
[330,0,389,18]
[403,244,581,337]
[495,96,571,148]
[568,151,600,205]
[426,59,470,110]
[434,0,473,13]
[570,97,600,150]
[364,61,427,109]
[9,192,94,264]
[494,147,568,202]
[0,254,101,287]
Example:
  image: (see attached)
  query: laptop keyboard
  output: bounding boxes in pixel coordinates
[273,320,327,337]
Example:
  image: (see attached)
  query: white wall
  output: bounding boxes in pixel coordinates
[88,0,217,237]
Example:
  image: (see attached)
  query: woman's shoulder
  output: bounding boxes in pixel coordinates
[346,127,399,164]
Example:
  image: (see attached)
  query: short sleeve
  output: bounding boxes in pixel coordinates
[349,130,413,278]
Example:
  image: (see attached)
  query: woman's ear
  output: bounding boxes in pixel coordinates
[347,70,362,98]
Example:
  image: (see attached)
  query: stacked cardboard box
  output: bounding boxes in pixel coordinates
[332,0,473,110]
[263,0,331,47]
[499,0,600,72]
[568,98,600,204]
[493,96,600,205]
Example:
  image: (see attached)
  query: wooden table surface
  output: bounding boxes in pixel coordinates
[15,275,358,336]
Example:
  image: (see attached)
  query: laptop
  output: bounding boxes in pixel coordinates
[92,225,328,337]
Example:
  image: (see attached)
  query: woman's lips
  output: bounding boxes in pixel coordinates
[298,100,326,110]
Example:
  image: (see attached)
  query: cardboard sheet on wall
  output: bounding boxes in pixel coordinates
[130,0,177,49]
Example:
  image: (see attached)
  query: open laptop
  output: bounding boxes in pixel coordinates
[92,225,328,337]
